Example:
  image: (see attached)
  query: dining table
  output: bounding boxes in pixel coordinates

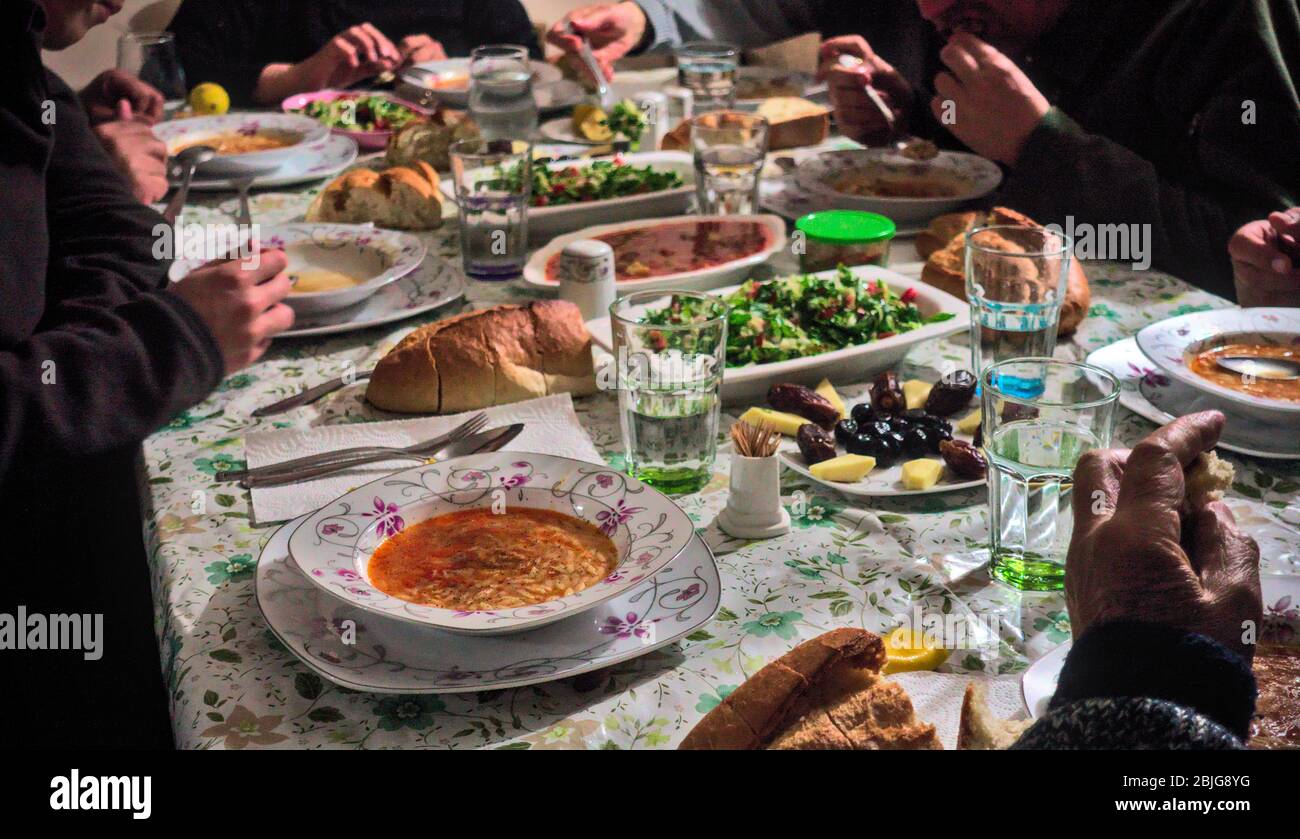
[141,76,1300,749]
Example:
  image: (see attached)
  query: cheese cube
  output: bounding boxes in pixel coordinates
[903,379,934,411]
[901,459,944,490]
[814,378,846,419]
[738,407,809,437]
[956,409,982,435]
[809,454,876,483]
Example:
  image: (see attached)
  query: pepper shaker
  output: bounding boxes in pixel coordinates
[557,239,616,321]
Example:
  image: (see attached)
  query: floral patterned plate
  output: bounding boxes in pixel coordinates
[156,112,330,176]
[1022,575,1300,719]
[286,452,698,634]
[1087,338,1300,459]
[181,134,359,192]
[259,512,719,694]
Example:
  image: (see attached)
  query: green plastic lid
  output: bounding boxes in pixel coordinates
[796,210,896,244]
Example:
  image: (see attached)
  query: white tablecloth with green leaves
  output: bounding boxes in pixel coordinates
[142,149,1300,749]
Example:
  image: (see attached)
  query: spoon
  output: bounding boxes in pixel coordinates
[835,55,938,161]
[1214,355,1300,381]
[163,145,215,223]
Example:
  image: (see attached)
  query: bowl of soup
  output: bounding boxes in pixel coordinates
[286,452,697,634]
[166,223,427,316]
[156,113,329,176]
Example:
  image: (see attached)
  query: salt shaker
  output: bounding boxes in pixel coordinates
[557,239,616,321]
[715,453,791,540]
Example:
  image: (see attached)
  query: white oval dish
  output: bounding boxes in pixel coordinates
[168,223,426,317]
[523,214,787,293]
[794,148,1002,224]
[156,112,329,176]
[398,57,562,109]
[286,452,697,635]
[586,266,970,403]
[1135,307,1300,424]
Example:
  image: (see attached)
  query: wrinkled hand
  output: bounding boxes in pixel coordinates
[397,34,446,66]
[546,2,647,82]
[1067,411,1261,663]
[93,101,169,203]
[930,32,1049,165]
[818,36,915,146]
[81,69,165,126]
[297,23,402,90]
[170,249,295,374]
[1230,208,1300,308]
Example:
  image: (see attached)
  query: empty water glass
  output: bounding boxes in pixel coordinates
[450,138,532,281]
[691,111,769,215]
[468,44,538,141]
[117,32,187,117]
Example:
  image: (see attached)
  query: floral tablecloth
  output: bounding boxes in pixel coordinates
[143,146,1300,749]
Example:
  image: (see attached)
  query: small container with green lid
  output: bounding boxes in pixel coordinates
[794,210,896,273]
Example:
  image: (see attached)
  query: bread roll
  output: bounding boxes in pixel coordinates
[365,301,597,414]
[306,164,444,230]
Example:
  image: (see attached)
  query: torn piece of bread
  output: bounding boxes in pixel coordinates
[1185,450,1234,507]
[957,682,1031,749]
[679,628,942,750]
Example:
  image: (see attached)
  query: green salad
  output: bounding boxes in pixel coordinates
[604,100,648,146]
[500,157,683,207]
[643,266,955,366]
[293,95,421,132]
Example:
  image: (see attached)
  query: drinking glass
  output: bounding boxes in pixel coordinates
[612,291,728,495]
[468,44,538,140]
[117,32,187,117]
[965,225,1073,396]
[690,111,769,215]
[675,41,739,111]
[449,138,532,280]
[981,358,1120,591]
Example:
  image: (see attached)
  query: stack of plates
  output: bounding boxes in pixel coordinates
[256,452,719,693]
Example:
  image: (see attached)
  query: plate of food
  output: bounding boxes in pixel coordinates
[795,148,1003,224]
[1135,307,1300,424]
[178,133,359,192]
[281,90,430,151]
[587,266,968,403]
[168,223,427,317]
[397,57,563,108]
[286,452,697,634]
[155,112,329,177]
[733,67,826,105]
[441,150,694,242]
[540,100,651,146]
[748,371,986,496]
[524,214,786,292]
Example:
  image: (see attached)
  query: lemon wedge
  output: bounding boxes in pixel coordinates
[189,83,230,116]
[571,103,612,141]
[882,627,949,674]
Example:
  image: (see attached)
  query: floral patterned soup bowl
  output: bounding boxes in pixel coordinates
[286,452,697,634]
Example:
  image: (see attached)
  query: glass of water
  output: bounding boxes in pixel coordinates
[675,41,739,111]
[449,138,532,280]
[691,111,769,215]
[981,358,1120,591]
[965,225,1073,396]
[117,32,187,117]
[468,44,538,141]
[612,291,728,496]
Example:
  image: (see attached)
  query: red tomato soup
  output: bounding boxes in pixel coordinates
[545,220,772,282]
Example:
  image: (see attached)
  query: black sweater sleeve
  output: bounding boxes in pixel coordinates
[474,0,543,59]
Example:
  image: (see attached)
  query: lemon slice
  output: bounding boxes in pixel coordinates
[571,104,611,141]
[882,627,950,674]
[189,83,230,116]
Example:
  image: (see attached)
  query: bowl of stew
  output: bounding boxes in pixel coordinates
[156,112,329,176]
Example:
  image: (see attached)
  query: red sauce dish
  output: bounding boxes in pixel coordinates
[545,219,774,283]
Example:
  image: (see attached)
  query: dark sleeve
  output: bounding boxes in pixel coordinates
[1012,620,1256,749]
[473,0,543,59]
[169,0,273,107]
[0,75,223,471]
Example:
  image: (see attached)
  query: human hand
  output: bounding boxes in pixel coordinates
[930,31,1049,165]
[1230,208,1300,308]
[1067,411,1261,663]
[93,101,169,203]
[81,69,165,126]
[818,35,915,145]
[546,2,647,82]
[397,34,446,66]
[170,249,295,374]
[296,23,402,90]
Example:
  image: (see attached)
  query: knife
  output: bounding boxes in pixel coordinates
[252,369,374,417]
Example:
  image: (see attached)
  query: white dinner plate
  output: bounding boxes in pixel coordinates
[257,512,721,694]
[586,266,969,403]
[539,116,609,146]
[286,452,698,634]
[523,214,787,293]
[178,133,358,192]
[1086,337,1300,459]
[1134,307,1300,424]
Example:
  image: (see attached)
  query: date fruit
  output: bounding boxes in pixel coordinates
[924,370,977,416]
[797,423,837,465]
[939,438,987,479]
[870,370,906,415]
[768,383,840,429]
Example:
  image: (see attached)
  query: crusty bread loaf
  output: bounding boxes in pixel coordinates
[365,300,597,414]
[661,97,830,152]
[917,207,1091,336]
[679,628,941,750]
[385,110,480,171]
[956,681,1031,749]
[306,163,444,230]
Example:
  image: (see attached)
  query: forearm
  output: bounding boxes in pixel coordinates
[635,0,820,54]
[252,63,312,106]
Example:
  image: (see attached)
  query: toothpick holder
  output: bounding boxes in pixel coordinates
[716,453,790,540]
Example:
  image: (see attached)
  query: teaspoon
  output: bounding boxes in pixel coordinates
[1214,355,1300,381]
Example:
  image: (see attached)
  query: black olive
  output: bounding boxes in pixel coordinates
[888,415,912,432]
[870,420,893,438]
[927,426,951,453]
[902,427,931,458]
[850,403,877,425]
[904,409,929,422]
[877,432,904,464]
[846,433,878,457]
[834,418,859,444]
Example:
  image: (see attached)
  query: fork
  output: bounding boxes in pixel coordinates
[562,20,614,109]
[215,413,488,484]
[231,176,255,227]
